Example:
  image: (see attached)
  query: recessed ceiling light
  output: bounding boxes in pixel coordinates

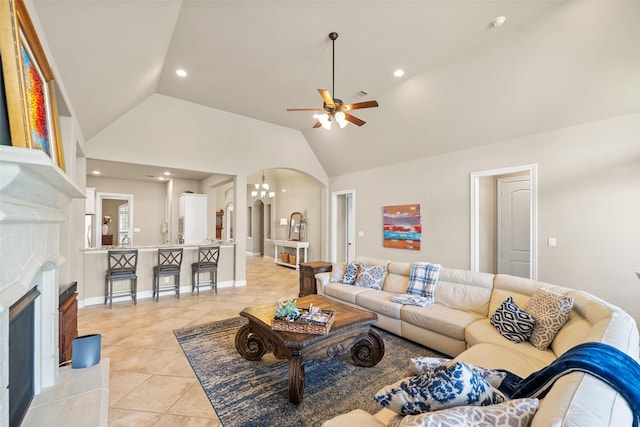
[163,171,171,176]
[393,69,405,77]
[492,16,506,27]
[158,177,165,181]
[176,69,188,77]
[92,170,101,175]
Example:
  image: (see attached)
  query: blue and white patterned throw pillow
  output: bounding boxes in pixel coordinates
[408,357,507,389]
[355,264,386,290]
[389,398,539,427]
[406,262,441,301]
[374,362,506,416]
[342,262,359,285]
[490,297,536,343]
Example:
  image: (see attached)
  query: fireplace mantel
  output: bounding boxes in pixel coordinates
[0,146,84,213]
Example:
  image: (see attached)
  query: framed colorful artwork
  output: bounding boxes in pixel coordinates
[0,0,65,170]
[383,204,422,250]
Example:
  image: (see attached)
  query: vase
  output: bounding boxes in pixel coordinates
[102,224,108,235]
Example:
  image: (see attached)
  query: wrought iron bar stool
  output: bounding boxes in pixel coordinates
[104,249,138,309]
[191,246,220,295]
[153,248,183,301]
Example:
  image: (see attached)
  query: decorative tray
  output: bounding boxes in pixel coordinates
[271,309,336,335]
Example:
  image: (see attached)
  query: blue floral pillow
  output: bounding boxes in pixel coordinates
[355,264,386,290]
[342,262,359,285]
[490,297,536,343]
[374,362,506,416]
[408,357,507,389]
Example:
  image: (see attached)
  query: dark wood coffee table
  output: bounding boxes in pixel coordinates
[234,294,384,403]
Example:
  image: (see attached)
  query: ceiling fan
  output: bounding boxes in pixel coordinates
[287,32,379,129]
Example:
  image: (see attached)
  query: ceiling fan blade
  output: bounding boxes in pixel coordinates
[312,121,322,128]
[344,112,366,126]
[287,108,325,111]
[340,100,379,111]
[318,89,334,108]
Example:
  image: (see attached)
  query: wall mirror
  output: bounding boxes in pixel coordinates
[289,211,303,241]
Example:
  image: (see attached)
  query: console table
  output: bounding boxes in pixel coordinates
[272,239,309,270]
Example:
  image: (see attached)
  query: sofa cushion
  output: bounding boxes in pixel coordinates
[355,263,387,290]
[457,340,553,379]
[525,288,574,351]
[407,262,441,301]
[384,261,412,294]
[342,262,359,284]
[323,283,373,305]
[356,290,403,320]
[388,398,539,427]
[436,268,494,316]
[373,362,505,416]
[490,297,536,343]
[401,303,484,341]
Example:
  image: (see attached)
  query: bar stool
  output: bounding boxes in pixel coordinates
[191,246,220,295]
[104,249,138,309]
[153,248,183,301]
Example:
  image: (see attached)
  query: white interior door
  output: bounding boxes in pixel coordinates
[331,190,355,263]
[498,177,530,278]
[345,193,354,262]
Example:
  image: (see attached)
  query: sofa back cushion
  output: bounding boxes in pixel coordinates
[435,268,494,316]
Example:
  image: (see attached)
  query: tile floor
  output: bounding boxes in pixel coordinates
[78,256,300,426]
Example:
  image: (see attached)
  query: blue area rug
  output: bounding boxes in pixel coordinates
[174,316,444,427]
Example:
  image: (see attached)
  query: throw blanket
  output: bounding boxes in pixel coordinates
[406,262,441,301]
[499,342,640,427]
[390,294,433,307]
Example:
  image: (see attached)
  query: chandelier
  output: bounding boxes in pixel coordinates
[251,172,275,199]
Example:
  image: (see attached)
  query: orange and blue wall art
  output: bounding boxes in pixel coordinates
[383,204,422,250]
[21,42,50,156]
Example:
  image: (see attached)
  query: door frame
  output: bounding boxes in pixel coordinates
[331,189,356,263]
[470,164,537,279]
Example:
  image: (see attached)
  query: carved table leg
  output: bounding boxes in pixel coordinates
[351,329,385,367]
[235,324,267,361]
[288,355,305,403]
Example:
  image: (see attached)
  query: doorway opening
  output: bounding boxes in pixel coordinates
[331,190,355,263]
[95,192,134,248]
[470,164,537,279]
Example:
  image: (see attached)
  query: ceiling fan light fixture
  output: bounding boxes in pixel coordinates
[319,113,332,129]
[335,111,348,128]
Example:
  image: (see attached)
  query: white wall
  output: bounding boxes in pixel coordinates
[330,113,640,323]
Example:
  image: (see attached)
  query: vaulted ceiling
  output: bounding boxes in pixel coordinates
[32,0,640,177]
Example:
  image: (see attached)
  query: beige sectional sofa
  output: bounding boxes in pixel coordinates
[317,256,639,427]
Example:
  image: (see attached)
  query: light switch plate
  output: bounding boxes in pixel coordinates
[547,237,557,247]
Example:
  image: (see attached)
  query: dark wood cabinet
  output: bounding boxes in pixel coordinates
[299,262,332,297]
[101,234,113,246]
[58,292,78,364]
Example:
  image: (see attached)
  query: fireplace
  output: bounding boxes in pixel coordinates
[0,147,84,427]
[9,287,40,426]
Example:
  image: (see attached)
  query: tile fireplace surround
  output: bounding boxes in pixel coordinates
[0,146,84,427]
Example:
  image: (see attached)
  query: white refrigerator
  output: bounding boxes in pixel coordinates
[178,193,207,244]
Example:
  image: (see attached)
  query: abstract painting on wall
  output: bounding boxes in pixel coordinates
[383,204,421,250]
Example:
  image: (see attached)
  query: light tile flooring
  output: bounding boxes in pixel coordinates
[78,256,299,426]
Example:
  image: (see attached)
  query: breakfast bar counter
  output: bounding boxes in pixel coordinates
[81,243,236,306]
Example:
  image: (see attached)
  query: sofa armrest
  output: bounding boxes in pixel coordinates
[315,272,332,296]
[321,409,387,427]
